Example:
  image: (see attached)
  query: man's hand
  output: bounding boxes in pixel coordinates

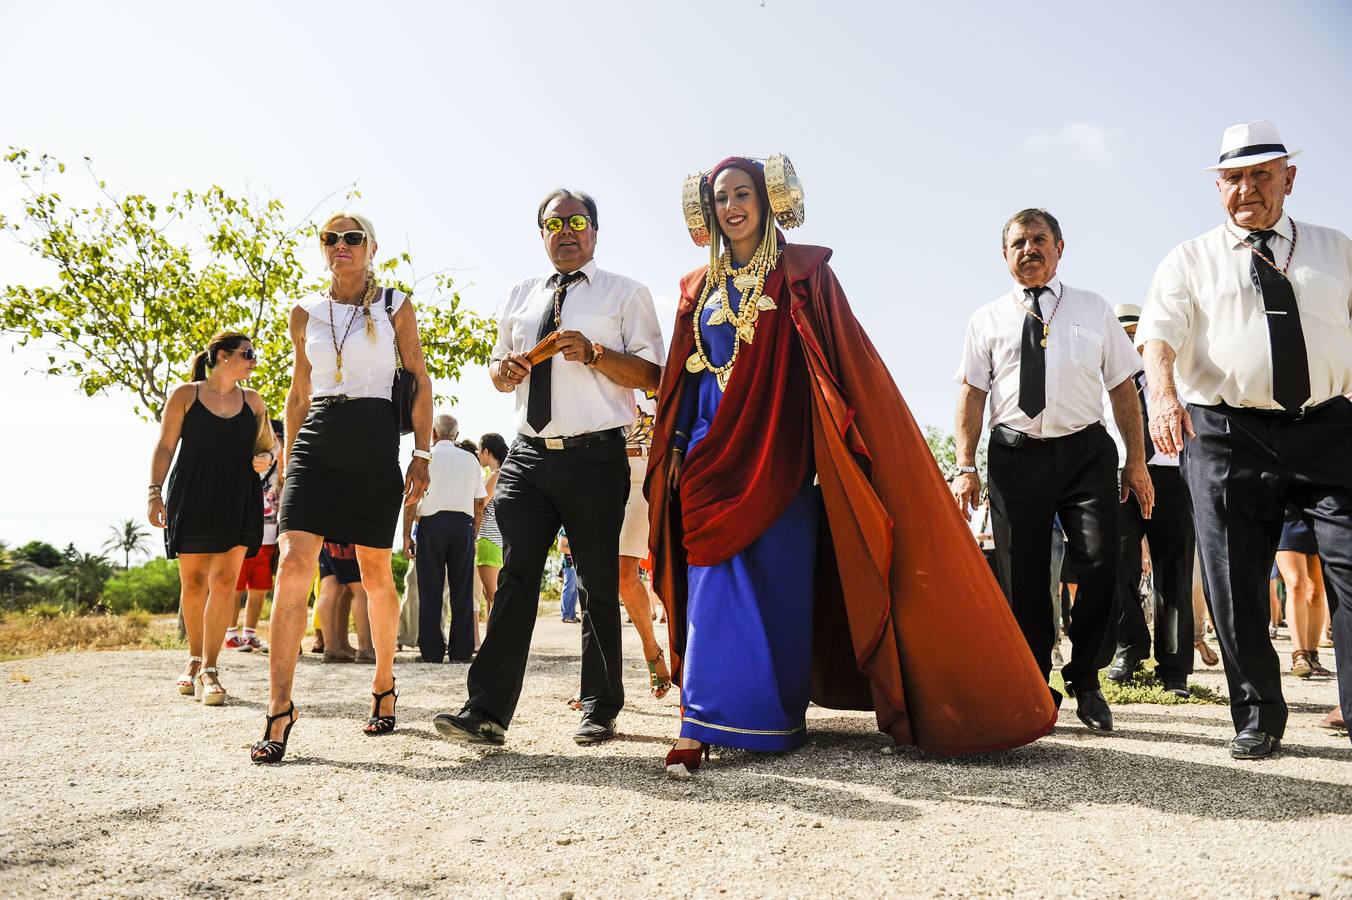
[403,537,416,560]
[1148,390,1194,457]
[493,352,532,392]
[1121,461,1155,519]
[554,330,593,363]
[252,452,273,473]
[402,457,430,507]
[951,472,982,520]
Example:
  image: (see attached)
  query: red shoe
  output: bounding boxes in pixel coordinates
[664,742,709,778]
[224,635,246,650]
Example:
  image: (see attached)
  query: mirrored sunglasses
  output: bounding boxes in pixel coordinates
[543,215,592,234]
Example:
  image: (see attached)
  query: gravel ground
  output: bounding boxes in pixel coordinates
[2,620,1351,899]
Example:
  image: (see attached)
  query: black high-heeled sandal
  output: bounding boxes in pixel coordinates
[363,679,397,736]
[250,702,298,764]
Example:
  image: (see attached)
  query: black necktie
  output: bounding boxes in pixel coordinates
[1136,373,1156,463]
[1018,287,1047,419]
[526,270,586,433]
[1248,230,1310,411]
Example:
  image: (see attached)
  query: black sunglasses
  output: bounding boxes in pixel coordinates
[228,348,258,361]
[543,215,592,234]
[319,230,368,247]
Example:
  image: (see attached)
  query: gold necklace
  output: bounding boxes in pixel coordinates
[327,278,380,383]
[1226,217,1298,277]
[1015,282,1065,348]
[685,218,780,391]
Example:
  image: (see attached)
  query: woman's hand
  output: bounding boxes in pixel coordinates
[252,452,273,473]
[148,496,167,529]
[402,457,431,507]
[667,450,684,495]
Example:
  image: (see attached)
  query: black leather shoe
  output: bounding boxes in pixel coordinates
[1070,687,1113,732]
[1229,729,1280,760]
[573,717,616,745]
[1159,675,1190,699]
[1106,653,1141,684]
[433,707,505,746]
[1050,687,1063,710]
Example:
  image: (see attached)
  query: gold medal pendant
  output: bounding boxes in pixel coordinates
[334,370,344,383]
[685,352,707,374]
[732,273,757,293]
[715,369,731,392]
[1040,324,1049,348]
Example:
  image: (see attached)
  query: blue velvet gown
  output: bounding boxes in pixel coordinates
[675,267,820,752]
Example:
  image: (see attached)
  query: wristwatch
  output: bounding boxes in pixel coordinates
[411,449,431,461]
[955,465,978,475]
[585,342,605,369]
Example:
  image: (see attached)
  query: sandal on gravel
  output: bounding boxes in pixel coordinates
[176,656,202,696]
[1308,651,1333,678]
[251,703,298,764]
[196,667,228,706]
[1292,649,1314,679]
[567,696,584,711]
[646,647,672,700]
[364,679,398,736]
[1195,640,1219,668]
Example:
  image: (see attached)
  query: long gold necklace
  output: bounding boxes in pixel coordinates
[1015,282,1065,348]
[327,277,380,384]
[685,218,780,391]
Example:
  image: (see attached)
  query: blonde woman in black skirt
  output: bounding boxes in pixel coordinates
[149,331,275,706]
[251,212,433,763]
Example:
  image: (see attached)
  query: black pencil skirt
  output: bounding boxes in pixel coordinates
[278,397,403,549]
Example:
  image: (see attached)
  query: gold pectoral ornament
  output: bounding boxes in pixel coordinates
[685,215,781,392]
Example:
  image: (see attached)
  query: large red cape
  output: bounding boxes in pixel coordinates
[646,244,1056,755]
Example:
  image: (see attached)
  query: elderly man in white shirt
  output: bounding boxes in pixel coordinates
[403,413,486,663]
[953,208,1154,734]
[1139,120,1352,759]
[1100,305,1196,697]
[435,188,663,748]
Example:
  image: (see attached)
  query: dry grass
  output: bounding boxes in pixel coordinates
[0,611,185,660]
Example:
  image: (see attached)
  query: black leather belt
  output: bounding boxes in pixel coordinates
[1210,397,1347,422]
[312,395,349,407]
[520,427,624,451]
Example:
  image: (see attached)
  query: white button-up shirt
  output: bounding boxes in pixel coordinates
[958,277,1142,438]
[417,441,486,517]
[1136,216,1352,409]
[493,258,664,438]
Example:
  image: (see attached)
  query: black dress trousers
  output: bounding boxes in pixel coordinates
[464,436,629,727]
[415,511,476,663]
[1112,464,1196,678]
[1182,399,1352,739]
[987,423,1121,692]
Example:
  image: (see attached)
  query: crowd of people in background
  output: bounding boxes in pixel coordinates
[144,119,1351,774]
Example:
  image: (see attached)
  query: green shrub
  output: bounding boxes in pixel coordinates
[102,558,181,614]
[29,602,64,619]
[391,552,409,594]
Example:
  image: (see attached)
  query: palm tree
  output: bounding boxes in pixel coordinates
[60,547,114,611]
[103,518,152,570]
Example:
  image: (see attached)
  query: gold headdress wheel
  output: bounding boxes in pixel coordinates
[765,154,805,230]
[682,173,711,247]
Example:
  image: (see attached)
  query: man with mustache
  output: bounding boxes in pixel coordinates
[953,208,1154,732]
[1138,120,1352,759]
[434,188,664,747]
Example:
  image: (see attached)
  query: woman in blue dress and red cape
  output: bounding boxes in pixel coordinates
[649,155,1056,775]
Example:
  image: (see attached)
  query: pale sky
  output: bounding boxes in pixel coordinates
[3,0,1351,557]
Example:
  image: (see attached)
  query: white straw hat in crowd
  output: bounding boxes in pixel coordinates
[1203,119,1300,171]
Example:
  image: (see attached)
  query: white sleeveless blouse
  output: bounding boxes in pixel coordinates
[299,289,409,400]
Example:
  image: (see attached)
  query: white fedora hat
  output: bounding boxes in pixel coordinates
[1204,119,1300,171]
[1114,303,1142,324]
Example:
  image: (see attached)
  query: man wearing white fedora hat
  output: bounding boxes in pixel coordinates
[1137,119,1352,759]
[1101,304,1197,697]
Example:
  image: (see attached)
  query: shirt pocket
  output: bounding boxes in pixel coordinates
[1295,269,1351,327]
[1072,325,1105,374]
[574,313,622,349]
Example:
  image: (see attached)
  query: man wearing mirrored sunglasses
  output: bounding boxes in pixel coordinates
[434,188,663,748]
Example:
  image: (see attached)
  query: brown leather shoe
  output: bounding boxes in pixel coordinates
[1291,649,1313,679]
[1308,651,1333,678]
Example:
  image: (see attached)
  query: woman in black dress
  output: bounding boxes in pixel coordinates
[251,212,433,763]
[149,332,276,706]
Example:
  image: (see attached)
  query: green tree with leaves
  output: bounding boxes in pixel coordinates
[58,544,114,611]
[103,518,153,570]
[924,425,988,483]
[1,149,495,422]
[15,540,63,570]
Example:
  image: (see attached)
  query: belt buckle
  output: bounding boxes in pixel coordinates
[544,437,565,451]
